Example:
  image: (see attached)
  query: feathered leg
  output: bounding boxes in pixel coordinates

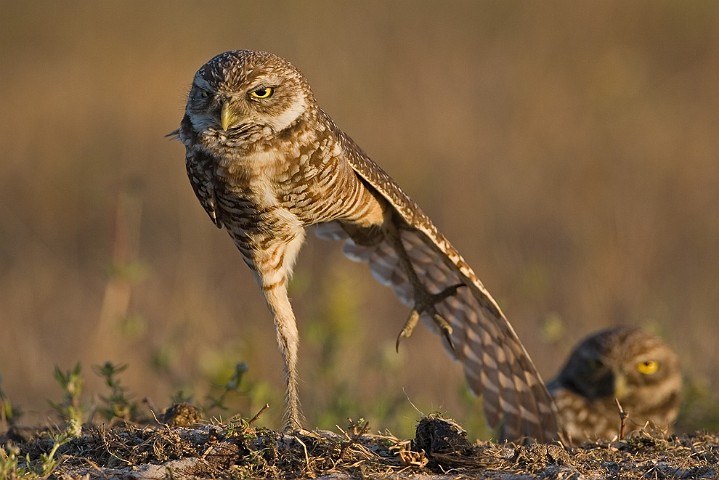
[263,281,302,430]
[247,231,306,431]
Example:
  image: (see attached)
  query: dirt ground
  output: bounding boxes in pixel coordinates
[2,407,717,480]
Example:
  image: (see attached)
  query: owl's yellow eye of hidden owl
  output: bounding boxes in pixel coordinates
[250,86,274,99]
[636,360,660,375]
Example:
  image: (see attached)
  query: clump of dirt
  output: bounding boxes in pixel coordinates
[2,409,718,479]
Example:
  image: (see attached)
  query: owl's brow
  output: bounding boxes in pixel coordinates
[245,74,283,89]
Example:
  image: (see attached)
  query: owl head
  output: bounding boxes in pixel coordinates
[184,50,316,144]
[554,326,680,404]
[549,325,682,442]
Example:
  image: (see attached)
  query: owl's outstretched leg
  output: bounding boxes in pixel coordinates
[389,227,464,351]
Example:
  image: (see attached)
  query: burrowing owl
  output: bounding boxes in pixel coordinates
[548,326,681,442]
[174,50,559,441]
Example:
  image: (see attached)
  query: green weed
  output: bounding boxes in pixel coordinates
[0,430,72,480]
[93,362,139,422]
[204,362,248,413]
[0,378,20,431]
[48,364,84,437]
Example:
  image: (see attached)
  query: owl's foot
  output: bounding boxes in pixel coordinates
[282,408,304,433]
[396,283,464,352]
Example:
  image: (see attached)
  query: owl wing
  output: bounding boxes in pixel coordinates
[177,115,222,228]
[316,127,560,442]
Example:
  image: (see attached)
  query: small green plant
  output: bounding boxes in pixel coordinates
[0,430,73,479]
[92,362,138,421]
[0,441,21,479]
[31,430,72,478]
[204,362,248,413]
[49,362,142,431]
[0,377,20,431]
[224,415,251,439]
[49,363,84,437]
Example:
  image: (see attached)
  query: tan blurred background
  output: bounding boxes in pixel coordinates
[1,1,718,437]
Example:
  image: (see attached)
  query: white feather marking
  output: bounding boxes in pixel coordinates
[271,94,307,132]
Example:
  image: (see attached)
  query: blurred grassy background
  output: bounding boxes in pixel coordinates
[1,1,718,438]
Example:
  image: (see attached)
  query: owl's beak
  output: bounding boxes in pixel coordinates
[614,371,628,400]
[220,101,241,131]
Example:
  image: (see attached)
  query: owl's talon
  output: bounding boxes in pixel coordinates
[396,310,420,352]
[432,312,455,351]
[396,284,464,352]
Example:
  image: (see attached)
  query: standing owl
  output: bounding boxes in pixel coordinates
[174,50,560,441]
[548,326,681,442]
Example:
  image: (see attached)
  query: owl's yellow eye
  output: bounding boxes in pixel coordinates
[250,86,274,99]
[200,90,209,98]
[636,360,660,375]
